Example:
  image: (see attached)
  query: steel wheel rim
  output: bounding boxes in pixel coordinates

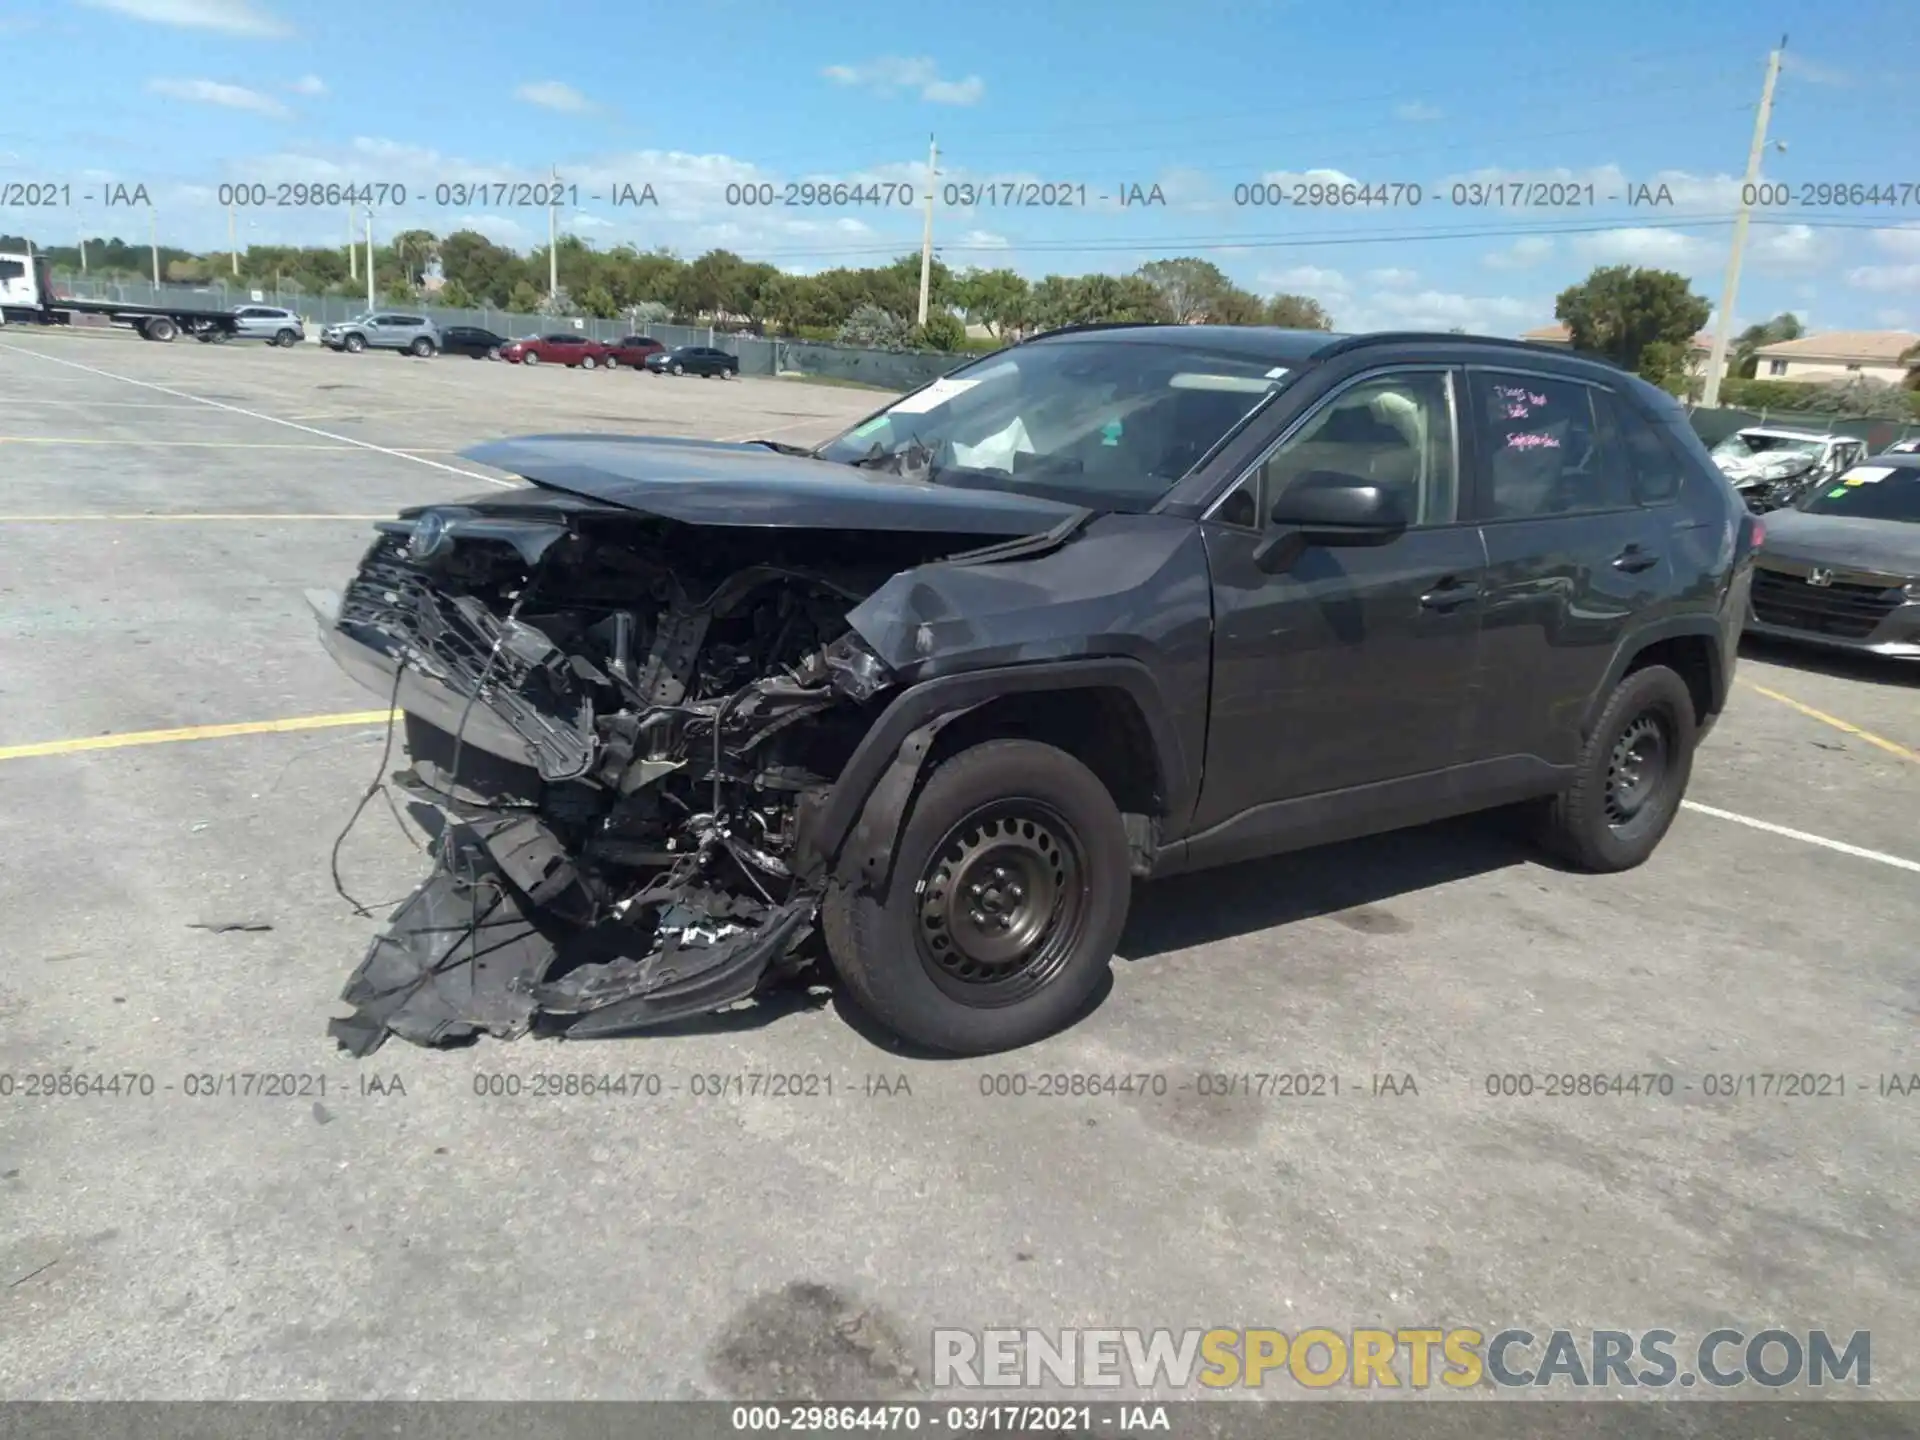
[914,800,1089,1008]
[1604,712,1669,829]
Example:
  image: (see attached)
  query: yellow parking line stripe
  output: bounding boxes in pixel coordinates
[1742,682,1920,765]
[0,710,398,762]
[0,513,389,522]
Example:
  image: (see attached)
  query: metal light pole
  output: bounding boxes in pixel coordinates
[365,209,376,311]
[1701,38,1786,409]
[229,199,239,276]
[149,205,160,285]
[548,165,560,298]
[348,206,358,282]
[917,135,938,326]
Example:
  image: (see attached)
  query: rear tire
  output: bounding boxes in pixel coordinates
[409,337,434,357]
[1535,664,1696,873]
[671,361,684,375]
[822,739,1131,1055]
[581,355,597,370]
[275,328,299,347]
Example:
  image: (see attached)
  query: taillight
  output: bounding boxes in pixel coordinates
[1748,517,1767,549]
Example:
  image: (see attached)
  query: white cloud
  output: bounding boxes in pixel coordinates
[1482,235,1554,270]
[1747,222,1833,271]
[77,0,288,36]
[1394,101,1443,122]
[1846,263,1920,293]
[147,78,289,117]
[1875,308,1911,327]
[1570,227,1714,268]
[958,229,1009,250]
[513,81,592,113]
[288,74,326,96]
[1871,225,1920,259]
[1368,267,1418,287]
[1258,265,1350,296]
[822,56,984,105]
[1343,288,1538,336]
[1780,53,1850,86]
[1258,167,1361,189]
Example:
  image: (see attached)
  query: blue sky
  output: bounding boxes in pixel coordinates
[3,0,1918,336]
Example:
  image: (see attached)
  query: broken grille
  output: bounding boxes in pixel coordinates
[339,536,596,779]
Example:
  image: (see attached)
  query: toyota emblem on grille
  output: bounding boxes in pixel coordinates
[1805,567,1834,587]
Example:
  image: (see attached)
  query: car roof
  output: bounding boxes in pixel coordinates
[1019,323,1646,377]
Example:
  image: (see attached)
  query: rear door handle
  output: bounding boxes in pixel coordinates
[1612,545,1659,573]
[1419,577,1480,611]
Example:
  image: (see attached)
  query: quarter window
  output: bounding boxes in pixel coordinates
[1474,370,1632,517]
[1255,370,1459,528]
[1604,393,1687,505]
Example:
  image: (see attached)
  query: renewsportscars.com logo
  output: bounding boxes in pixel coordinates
[932,1328,1871,1391]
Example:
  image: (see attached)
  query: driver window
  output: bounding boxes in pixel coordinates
[1258,371,1457,527]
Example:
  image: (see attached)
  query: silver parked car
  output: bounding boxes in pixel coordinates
[321,312,441,356]
[231,305,307,346]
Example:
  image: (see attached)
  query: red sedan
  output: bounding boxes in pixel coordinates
[500,333,613,369]
[605,335,667,368]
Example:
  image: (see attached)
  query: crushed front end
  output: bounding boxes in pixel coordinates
[309,502,919,1055]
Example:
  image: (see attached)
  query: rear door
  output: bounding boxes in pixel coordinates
[1195,364,1488,834]
[1464,365,1670,768]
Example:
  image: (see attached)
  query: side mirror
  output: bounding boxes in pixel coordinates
[1255,470,1409,572]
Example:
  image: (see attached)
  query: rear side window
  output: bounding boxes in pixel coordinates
[0,259,25,281]
[1473,370,1632,518]
[1604,393,1688,505]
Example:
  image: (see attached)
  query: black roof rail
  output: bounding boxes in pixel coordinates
[1022,320,1163,342]
[1311,330,1626,367]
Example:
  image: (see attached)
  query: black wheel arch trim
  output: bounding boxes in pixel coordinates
[792,657,1193,888]
[1583,616,1728,738]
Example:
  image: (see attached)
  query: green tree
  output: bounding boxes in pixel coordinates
[577,283,619,319]
[1206,285,1266,325]
[953,267,1031,338]
[913,312,967,351]
[1263,293,1334,330]
[1136,257,1235,324]
[507,279,541,313]
[1554,265,1710,382]
[1732,312,1805,379]
[440,230,527,307]
[390,228,439,286]
[1901,339,1920,391]
[437,277,473,309]
[838,302,915,350]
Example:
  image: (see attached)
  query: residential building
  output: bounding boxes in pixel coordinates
[1748,330,1919,385]
[1517,323,1728,379]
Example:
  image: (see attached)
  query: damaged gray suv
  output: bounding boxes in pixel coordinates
[310,324,1755,1057]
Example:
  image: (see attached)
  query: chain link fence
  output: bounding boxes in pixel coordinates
[1685,405,1920,451]
[49,277,967,390]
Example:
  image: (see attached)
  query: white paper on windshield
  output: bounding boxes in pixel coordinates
[888,376,980,415]
[1840,466,1894,484]
[951,416,1035,472]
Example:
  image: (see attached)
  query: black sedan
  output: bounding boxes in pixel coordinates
[440,326,509,360]
[643,345,740,378]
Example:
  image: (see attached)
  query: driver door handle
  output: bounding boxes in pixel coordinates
[1612,545,1659,573]
[1419,576,1480,611]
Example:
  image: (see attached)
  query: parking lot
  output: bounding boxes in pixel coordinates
[0,327,1916,1403]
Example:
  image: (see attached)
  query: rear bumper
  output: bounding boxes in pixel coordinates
[304,588,548,768]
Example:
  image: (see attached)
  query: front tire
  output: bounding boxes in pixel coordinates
[1535,664,1697,872]
[409,337,434,357]
[671,361,684,375]
[344,333,365,353]
[822,739,1131,1055]
[523,350,540,365]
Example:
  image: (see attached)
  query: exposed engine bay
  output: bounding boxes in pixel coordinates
[318,510,982,1055]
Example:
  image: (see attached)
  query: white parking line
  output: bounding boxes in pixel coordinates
[0,341,519,489]
[1681,800,1920,874]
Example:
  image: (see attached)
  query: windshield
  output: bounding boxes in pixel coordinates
[1797,465,1920,522]
[813,340,1292,510]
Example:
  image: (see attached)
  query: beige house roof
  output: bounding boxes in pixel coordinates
[1751,330,1920,363]
[1520,323,1715,353]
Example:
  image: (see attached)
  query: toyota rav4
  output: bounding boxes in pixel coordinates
[308,325,1756,1057]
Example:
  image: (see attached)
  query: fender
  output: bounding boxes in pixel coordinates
[1582,614,1729,739]
[791,657,1194,887]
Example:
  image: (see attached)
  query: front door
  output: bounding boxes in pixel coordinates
[1194,366,1488,836]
